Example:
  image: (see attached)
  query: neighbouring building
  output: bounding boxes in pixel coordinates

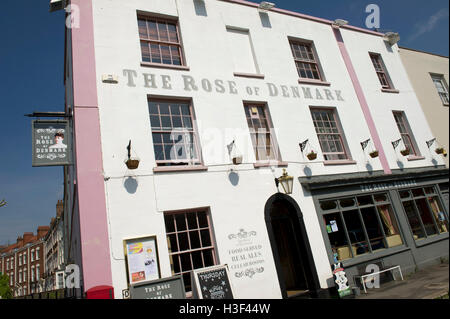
[43,200,66,292]
[0,227,49,297]
[399,47,449,168]
[60,0,449,299]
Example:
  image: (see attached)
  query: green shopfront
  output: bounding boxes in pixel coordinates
[300,167,449,289]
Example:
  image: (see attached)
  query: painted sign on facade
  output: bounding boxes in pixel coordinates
[227,229,265,279]
[193,265,234,299]
[130,276,185,299]
[32,120,71,167]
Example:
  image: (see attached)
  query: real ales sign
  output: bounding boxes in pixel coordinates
[32,120,72,167]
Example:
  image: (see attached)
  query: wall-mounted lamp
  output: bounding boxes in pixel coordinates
[384,32,400,45]
[258,1,275,13]
[275,169,294,195]
[333,19,349,27]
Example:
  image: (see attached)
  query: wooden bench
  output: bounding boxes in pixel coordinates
[355,265,404,293]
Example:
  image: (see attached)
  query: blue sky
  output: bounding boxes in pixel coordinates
[0,0,448,245]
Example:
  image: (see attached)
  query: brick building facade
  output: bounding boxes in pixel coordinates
[0,227,49,297]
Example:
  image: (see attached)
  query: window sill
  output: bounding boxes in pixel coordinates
[407,155,425,161]
[254,161,288,168]
[233,72,265,79]
[153,165,208,173]
[298,79,331,86]
[323,160,357,166]
[141,62,190,71]
[414,232,449,248]
[381,88,400,94]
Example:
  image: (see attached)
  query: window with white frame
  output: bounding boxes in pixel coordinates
[149,99,202,167]
[31,250,34,262]
[138,15,185,66]
[310,108,351,161]
[244,103,281,162]
[290,40,325,81]
[164,209,217,293]
[36,265,40,281]
[393,111,420,156]
[369,53,394,89]
[31,266,35,282]
[36,247,39,261]
[431,74,449,105]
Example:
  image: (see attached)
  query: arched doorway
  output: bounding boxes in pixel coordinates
[265,193,321,299]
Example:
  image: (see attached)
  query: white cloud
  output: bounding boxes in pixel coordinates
[408,8,449,42]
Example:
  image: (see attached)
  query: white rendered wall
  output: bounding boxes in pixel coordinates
[87,0,442,298]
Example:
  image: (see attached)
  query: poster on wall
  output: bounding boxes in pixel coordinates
[124,236,160,285]
[192,265,235,299]
[32,120,72,166]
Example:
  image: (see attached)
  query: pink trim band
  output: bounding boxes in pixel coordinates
[72,0,114,295]
[332,28,392,175]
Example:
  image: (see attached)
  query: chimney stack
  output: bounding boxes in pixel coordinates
[37,226,50,239]
[56,200,64,218]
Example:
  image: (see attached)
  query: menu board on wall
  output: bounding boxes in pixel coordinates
[124,235,160,285]
[192,265,234,299]
[130,276,186,299]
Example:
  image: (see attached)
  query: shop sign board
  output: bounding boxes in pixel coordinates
[129,275,185,299]
[32,120,72,167]
[192,265,234,299]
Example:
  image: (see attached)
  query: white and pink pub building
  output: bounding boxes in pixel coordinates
[60,0,448,299]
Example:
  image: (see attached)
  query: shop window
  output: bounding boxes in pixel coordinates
[289,40,324,81]
[244,103,281,163]
[431,74,449,105]
[149,99,202,167]
[369,53,393,89]
[310,108,351,161]
[138,16,185,66]
[400,186,449,240]
[164,209,217,293]
[321,192,402,262]
[393,111,420,156]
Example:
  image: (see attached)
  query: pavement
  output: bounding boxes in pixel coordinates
[355,262,449,299]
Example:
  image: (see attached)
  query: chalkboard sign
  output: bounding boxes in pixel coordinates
[193,265,234,299]
[129,275,186,299]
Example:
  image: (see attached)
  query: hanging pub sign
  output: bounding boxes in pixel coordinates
[192,265,235,299]
[123,235,161,285]
[32,120,72,167]
[129,275,186,299]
